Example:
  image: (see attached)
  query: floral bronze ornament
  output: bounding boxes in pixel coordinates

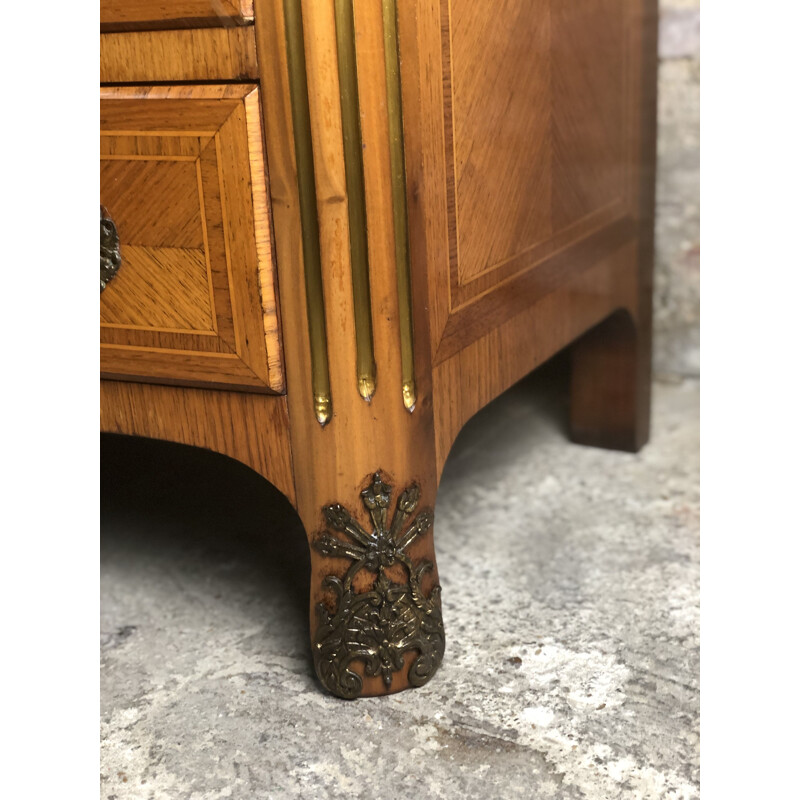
[313,472,445,699]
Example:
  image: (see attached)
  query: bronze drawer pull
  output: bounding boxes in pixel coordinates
[100,205,121,293]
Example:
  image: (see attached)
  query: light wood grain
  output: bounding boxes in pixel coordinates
[253,0,656,696]
[100,0,658,699]
[100,27,258,82]
[244,90,285,394]
[100,246,214,331]
[433,216,638,364]
[402,0,643,365]
[403,0,657,471]
[100,381,295,504]
[432,243,640,478]
[254,0,310,407]
[100,84,283,393]
[450,0,553,285]
[299,0,354,412]
[101,0,253,32]
[353,0,405,410]
[252,0,442,697]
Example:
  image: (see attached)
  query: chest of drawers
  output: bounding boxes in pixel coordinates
[100,0,658,699]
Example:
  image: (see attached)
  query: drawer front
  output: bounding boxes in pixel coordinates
[101,1,253,31]
[100,84,284,393]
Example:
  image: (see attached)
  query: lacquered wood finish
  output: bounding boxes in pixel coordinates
[569,0,658,453]
[101,0,253,32]
[253,0,441,696]
[395,0,656,469]
[400,0,645,368]
[100,0,658,698]
[432,244,642,477]
[100,85,283,393]
[100,27,258,83]
[100,381,294,503]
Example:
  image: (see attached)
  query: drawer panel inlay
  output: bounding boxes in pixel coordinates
[100,84,284,393]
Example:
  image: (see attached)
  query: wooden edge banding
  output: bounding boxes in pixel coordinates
[100,323,218,335]
[283,0,333,426]
[100,154,198,161]
[100,17,254,34]
[334,0,377,403]
[244,88,286,393]
[432,216,638,366]
[100,381,295,505]
[100,27,258,83]
[100,0,254,32]
[382,0,416,413]
[101,129,219,137]
[213,134,243,359]
[100,345,278,392]
[99,82,256,104]
[195,158,219,330]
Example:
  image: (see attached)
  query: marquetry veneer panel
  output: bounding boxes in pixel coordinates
[420,0,641,363]
[100,84,283,393]
[450,0,632,290]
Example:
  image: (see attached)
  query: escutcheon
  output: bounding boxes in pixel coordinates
[100,205,122,292]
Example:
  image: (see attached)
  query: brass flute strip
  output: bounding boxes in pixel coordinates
[334,0,377,402]
[381,0,416,412]
[283,0,332,426]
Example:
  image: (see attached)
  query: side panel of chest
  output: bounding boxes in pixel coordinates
[404,0,646,364]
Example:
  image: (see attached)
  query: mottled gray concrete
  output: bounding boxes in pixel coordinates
[101,364,699,800]
[655,0,700,378]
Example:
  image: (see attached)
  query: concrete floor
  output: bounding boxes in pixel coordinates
[101,361,699,800]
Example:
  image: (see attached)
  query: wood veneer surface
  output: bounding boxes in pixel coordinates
[100,0,658,699]
[101,0,254,32]
[101,84,284,393]
[100,27,258,82]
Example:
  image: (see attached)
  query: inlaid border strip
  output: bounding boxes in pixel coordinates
[334,0,377,402]
[381,0,417,412]
[283,0,333,425]
[244,87,285,392]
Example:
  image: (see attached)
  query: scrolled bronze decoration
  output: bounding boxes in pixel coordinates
[313,472,445,699]
[100,206,122,292]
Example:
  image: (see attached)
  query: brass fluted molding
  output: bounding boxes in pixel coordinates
[334,0,377,403]
[283,0,333,426]
[382,0,417,412]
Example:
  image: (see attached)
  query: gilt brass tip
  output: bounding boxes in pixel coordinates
[314,394,332,426]
[402,381,417,412]
[358,375,376,402]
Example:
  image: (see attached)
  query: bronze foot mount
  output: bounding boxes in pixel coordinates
[311,472,445,699]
